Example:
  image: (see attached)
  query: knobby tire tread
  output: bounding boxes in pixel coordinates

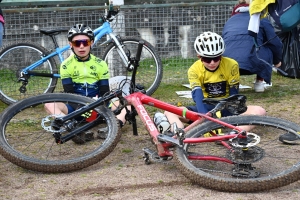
[0,93,121,173]
[174,115,300,192]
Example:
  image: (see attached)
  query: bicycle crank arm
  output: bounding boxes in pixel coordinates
[157,134,181,147]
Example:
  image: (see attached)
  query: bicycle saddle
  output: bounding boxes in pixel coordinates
[40,28,69,36]
[203,94,247,115]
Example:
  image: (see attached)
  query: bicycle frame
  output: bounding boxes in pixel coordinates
[124,92,245,160]
[53,88,245,164]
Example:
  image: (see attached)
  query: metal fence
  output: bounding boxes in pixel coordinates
[1,1,236,85]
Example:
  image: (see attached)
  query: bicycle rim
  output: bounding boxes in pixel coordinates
[174,115,300,192]
[102,37,162,96]
[0,42,58,105]
[0,93,121,173]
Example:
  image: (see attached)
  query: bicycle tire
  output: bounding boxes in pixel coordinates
[0,41,58,105]
[102,37,162,96]
[0,93,121,173]
[174,115,300,192]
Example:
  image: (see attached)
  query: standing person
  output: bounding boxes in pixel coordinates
[164,32,266,130]
[0,0,5,47]
[44,24,126,142]
[222,0,282,92]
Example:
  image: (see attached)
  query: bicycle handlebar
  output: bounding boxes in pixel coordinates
[99,3,120,24]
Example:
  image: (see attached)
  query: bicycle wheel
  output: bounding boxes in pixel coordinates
[0,41,58,105]
[102,37,162,96]
[174,115,300,192]
[0,93,121,173]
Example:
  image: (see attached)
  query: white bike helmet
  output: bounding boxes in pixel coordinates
[67,24,94,42]
[194,31,225,57]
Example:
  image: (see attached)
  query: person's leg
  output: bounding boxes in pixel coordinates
[236,105,266,131]
[242,105,266,116]
[109,100,130,128]
[44,102,69,116]
[164,106,198,131]
[0,22,3,47]
[164,110,185,129]
[254,75,265,92]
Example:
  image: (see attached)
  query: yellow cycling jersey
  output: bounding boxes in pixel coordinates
[188,56,239,98]
[60,54,109,84]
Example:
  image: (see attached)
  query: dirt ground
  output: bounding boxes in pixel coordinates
[1,95,300,200]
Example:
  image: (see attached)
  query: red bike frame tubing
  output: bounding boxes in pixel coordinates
[125,92,243,145]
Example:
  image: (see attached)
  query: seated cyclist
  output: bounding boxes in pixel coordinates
[44,24,127,141]
[164,32,266,131]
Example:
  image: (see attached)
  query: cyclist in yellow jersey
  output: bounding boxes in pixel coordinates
[45,24,126,142]
[165,32,266,131]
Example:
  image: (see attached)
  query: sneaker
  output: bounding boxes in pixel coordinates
[254,80,265,92]
[279,132,300,144]
[72,131,94,144]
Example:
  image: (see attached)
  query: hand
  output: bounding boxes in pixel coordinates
[274,62,281,68]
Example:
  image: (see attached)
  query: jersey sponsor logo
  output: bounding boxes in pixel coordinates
[204,81,226,98]
[90,65,96,71]
[95,57,103,64]
[231,64,238,76]
[90,72,98,77]
[103,71,109,75]
[219,74,225,80]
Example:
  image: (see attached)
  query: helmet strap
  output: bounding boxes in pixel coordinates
[70,47,91,61]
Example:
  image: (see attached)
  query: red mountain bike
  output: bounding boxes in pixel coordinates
[0,42,300,192]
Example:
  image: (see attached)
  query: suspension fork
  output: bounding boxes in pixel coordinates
[107,33,133,70]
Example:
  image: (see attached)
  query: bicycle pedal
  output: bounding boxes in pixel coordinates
[143,147,155,155]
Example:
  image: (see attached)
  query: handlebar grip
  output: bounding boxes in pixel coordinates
[135,41,144,62]
[109,3,114,11]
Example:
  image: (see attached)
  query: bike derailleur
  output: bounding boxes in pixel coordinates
[17,71,29,93]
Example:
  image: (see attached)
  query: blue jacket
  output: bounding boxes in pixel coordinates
[222,12,283,83]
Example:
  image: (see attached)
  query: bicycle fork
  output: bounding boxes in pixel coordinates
[105,33,133,70]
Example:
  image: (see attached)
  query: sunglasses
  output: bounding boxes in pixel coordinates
[71,39,92,47]
[201,56,221,63]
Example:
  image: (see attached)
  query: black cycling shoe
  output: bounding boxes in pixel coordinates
[72,131,94,144]
[279,132,300,144]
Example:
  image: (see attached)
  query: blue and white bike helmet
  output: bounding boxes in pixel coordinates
[67,24,94,41]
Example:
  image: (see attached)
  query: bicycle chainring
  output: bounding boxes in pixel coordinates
[226,146,265,164]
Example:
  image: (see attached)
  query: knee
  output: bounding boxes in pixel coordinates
[244,105,266,116]
[44,103,52,111]
[252,106,267,115]
[258,106,266,116]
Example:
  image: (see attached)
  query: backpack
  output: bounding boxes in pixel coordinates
[268,0,300,32]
